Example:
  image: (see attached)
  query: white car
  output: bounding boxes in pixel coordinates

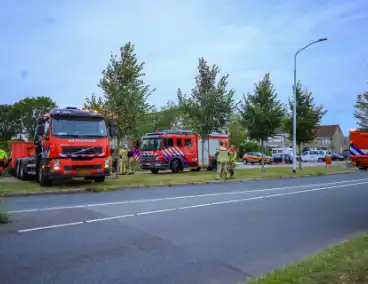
[300,150,331,162]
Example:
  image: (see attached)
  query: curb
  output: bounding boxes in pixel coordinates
[0,170,359,198]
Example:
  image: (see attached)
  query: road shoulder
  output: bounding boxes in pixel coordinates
[0,167,358,197]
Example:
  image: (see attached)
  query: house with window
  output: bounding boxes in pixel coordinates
[263,125,345,154]
[313,125,345,153]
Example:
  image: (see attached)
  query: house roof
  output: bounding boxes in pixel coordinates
[316,125,340,137]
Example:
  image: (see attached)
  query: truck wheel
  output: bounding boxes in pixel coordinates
[16,160,21,179]
[20,162,28,181]
[94,177,105,183]
[170,159,182,173]
[39,164,52,186]
[151,169,159,174]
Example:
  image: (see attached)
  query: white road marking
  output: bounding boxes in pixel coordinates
[178,181,368,208]
[17,180,368,233]
[18,222,83,233]
[85,214,134,223]
[9,177,368,214]
[178,203,213,210]
[136,208,177,215]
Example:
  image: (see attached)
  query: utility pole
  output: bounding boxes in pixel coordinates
[292,37,328,173]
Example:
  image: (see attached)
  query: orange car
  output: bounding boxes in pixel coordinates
[242,152,273,164]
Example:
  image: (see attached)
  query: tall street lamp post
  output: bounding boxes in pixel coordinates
[293,38,328,173]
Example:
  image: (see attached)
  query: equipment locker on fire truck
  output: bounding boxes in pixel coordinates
[136,130,230,173]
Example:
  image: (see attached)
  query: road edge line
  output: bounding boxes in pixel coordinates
[1,170,359,197]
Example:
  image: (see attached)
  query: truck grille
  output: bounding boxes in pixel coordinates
[64,165,101,171]
[62,146,102,155]
[141,155,157,161]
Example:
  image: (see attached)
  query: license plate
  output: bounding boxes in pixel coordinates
[145,162,150,166]
[78,169,90,175]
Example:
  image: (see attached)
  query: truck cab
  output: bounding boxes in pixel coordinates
[139,130,198,173]
[15,107,117,185]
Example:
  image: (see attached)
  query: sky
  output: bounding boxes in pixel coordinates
[1,0,368,136]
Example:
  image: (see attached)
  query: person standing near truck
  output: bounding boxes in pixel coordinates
[0,148,8,174]
[228,145,237,178]
[215,141,230,179]
[119,144,128,175]
[127,146,135,175]
[0,149,7,160]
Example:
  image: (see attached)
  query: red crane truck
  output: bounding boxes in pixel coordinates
[9,107,117,186]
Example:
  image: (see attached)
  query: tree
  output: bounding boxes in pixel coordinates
[0,104,21,144]
[178,57,236,168]
[99,41,154,141]
[155,100,190,130]
[84,93,105,114]
[284,81,327,168]
[354,92,368,129]
[239,73,285,171]
[227,113,246,150]
[99,41,154,178]
[12,96,57,140]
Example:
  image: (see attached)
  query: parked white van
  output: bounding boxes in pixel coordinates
[272,147,293,157]
[300,150,332,162]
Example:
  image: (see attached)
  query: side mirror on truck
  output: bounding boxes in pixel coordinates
[108,119,116,127]
[108,119,117,137]
[36,125,45,136]
[109,127,117,137]
[36,117,45,125]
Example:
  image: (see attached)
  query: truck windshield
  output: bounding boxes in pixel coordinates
[140,137,161,150]
[51,117,107,138]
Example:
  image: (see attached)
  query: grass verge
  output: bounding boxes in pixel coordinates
[0,172,10,179]
[0,199,10,224]
[0,166,356,195]
[247,233,368,284]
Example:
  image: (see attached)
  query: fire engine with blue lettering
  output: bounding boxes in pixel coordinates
[135,129,229,174]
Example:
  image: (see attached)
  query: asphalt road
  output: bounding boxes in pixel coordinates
[1,172,368,284]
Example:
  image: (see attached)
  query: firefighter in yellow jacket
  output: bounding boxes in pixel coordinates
[215,141,230,179]
[228,145,237,178]
[119,144,128,175]
[0,149,7,161]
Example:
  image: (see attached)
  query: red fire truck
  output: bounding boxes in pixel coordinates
[349,128,368,169]
[9,107,116,185]
[136,130,230,173]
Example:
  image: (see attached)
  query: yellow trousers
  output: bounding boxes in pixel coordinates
[216,162,228,179]
[127,157,134,173]
[229,163,236,178]
[120,158,127,174]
